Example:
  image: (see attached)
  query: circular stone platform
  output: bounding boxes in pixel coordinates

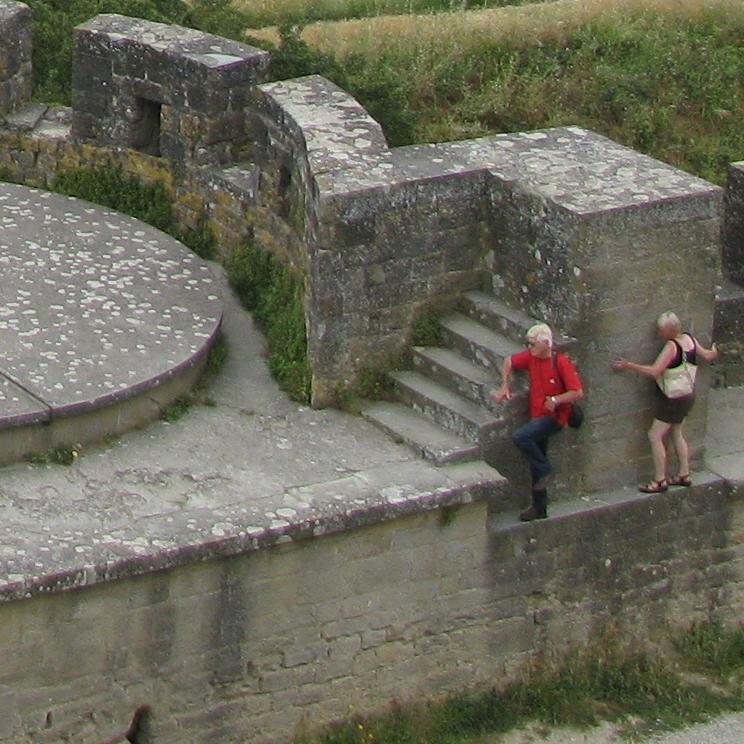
[0,183,222,460]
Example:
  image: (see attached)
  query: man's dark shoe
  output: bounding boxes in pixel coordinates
[519,506,547,522]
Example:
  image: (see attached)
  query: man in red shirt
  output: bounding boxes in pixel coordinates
[492,323,584,521]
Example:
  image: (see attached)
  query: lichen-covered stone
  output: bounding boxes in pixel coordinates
[71,14,270,165]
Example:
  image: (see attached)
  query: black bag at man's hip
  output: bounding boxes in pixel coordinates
[568,403,584,428]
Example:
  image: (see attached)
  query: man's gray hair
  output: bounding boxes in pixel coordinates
[526,323,553,347]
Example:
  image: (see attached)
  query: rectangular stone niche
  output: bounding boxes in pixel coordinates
[129,97,162,157]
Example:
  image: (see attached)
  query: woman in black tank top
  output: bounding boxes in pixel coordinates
[612,311,719,494]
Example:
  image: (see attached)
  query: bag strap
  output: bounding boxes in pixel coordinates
[672,339,688,365]
[552,352,567,393]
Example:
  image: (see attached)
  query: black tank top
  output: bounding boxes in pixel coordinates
[669,333,697,368]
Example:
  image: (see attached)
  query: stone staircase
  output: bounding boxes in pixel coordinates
[362,290,571,471]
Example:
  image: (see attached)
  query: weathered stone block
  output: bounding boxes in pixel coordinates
[71,14,270,166]
[0,1,32,115]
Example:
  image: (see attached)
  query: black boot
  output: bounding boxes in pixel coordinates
[520,489,548,521]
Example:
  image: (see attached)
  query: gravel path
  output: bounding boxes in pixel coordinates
[646,713,744,743]
[496,712,744,743]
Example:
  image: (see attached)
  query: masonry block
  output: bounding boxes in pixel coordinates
[0,1,31,115]
[71,14,270,165]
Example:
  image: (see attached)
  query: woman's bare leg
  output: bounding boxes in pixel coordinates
[648,419,672,482]
[670,422,690,477]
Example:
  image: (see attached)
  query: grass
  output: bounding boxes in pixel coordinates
[26,445,80,466]
[296,622,744,744]
[674,621,744,682]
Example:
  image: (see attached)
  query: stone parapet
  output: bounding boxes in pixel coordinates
[71,14,270,165]
[0,1,31,116]
[247,75,389,274]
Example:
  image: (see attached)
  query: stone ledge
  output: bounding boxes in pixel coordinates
[0,459,505,603]
[314,127,721,218]
[489,470,728,536]
[75,14,270,78]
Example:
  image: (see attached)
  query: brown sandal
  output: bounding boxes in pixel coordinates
[639,478,668,493]
[668,473,692,487]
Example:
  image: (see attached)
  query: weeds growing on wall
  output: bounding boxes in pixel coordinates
[296,622,744,744]
[52,166,218,259]
[53,166,174,232]
[227,242,311,403]
[411,307,444,347]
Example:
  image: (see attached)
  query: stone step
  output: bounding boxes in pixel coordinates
[440,312,523,372]
[412,345,498,409]
[390,370,500,443]
[361,401,481,465]
[459,290,576,350]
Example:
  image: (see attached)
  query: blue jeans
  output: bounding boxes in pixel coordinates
[511,416,562,489]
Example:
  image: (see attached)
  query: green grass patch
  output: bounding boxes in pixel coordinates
[160,395,193,422]
[296,625,744,744]
[411,307,444,347]
[675,620,744,682]
[26,445,80,466]
[227,242,311,403]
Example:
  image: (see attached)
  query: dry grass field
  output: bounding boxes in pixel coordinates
[243,0,744,59]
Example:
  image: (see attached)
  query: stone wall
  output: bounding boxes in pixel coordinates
[0,477,741,743]
[0,1,31,116]
[717,162,744,386]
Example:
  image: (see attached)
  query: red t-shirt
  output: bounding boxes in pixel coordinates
[511,350,583,427]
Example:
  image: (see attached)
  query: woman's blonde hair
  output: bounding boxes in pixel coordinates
[657,311,681,333]
[526,323,553,347]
